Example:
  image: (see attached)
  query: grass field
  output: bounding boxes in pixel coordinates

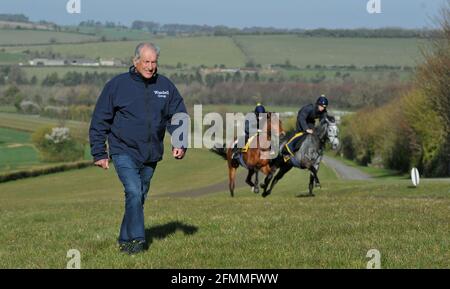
[234,35,425,67]
[0,112,447,269]
[0,153,448,268]
[0,127,39,172]
[0,51,26,64]
[0,112,88,136]
[5,37,247,67]
[3,35,425,68]
[66,26,154,41]
[0,29,99,46]
[22,66,126,82]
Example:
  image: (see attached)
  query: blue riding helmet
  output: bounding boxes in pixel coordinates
[316,95,329,107]
[254,104,266,115]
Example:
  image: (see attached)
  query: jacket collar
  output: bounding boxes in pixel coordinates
[128,65,158,85]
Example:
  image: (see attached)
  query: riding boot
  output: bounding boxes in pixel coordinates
[231,144,240,167]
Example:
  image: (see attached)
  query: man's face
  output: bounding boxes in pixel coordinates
[318,105,326,112]
[134,47,158,79]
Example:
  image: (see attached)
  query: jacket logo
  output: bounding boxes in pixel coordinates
[154,90,169,98]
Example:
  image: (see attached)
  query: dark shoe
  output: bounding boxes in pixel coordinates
[119,242,130,253]
[127,240,145,255]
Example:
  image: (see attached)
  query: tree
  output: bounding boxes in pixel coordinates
[32,126,85,162]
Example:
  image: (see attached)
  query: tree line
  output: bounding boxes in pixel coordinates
[340,7,450,177]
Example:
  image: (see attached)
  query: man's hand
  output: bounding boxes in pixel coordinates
[306,129,314,134]
[172,148,185,159]
[94,159,109,170]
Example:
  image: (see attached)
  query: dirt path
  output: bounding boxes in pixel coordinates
[154,155,375,198]
[322,155,372,180]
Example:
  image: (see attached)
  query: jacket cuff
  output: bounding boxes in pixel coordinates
[93,153,109,162]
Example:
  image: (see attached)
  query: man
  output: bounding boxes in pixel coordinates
[282,95,328,157]
[89,42,188,255]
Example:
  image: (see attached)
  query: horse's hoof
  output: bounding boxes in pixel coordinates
[251,186,259,194]
[262,192,270,198]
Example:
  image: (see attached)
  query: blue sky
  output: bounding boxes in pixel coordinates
[0,0,446,29]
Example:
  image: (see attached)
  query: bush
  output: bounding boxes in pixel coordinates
[32,126,85,162]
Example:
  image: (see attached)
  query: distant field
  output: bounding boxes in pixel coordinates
[0,127,39,172]
[280,68,414,82]
[66,26,154,41]
[234,35,425,67]
[2,34,426,68]
[0,113,88,139]
[6,37,247,67]
[0,29,99,46]
[0,51,26,64]
[22,66,127,82]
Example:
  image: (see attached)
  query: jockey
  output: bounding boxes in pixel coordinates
[282,95,329,158]
[231,103,266,165]
[246,103,266,144]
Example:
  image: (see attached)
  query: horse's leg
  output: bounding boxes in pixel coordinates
[262,164,293,198]
[308,166,319,196]
[228,165,237,197]
[245,169,256,192]
[253,170,259,194]
[308,173,315,195]
[260,165,274,191]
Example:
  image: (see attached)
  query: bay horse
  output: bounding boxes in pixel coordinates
[211,112,285,197]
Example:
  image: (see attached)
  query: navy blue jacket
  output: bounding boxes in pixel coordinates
[89,66,188,164]
[296,103,327,132]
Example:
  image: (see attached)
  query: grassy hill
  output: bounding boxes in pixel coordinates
[3,35,423,68]
[0,147,448,268]
[233,35,425,67]
[5,37,247,67]
[0,28,99,46]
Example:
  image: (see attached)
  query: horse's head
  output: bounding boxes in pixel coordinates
[319,116,340,150]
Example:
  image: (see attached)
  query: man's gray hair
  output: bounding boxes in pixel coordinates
[134,42,160,61]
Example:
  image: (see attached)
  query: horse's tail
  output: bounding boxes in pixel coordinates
[210,144,227,160]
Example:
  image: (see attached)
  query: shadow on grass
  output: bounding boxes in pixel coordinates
[144,221,198,248]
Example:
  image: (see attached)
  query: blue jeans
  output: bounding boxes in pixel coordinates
[112,154,157,244]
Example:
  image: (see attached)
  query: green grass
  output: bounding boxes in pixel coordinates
[67,26,154,41]
[22,66,126,82]
[0,112,88,135]
[280,68,414,82]
[0,106,17,113]
[0,156,448,268]
[0,112,447,268]
[0,51,26,64]
[6,37,247,67]
[2,34,426,69]
[0,127,92,174]
[234,35,425,67]
[0,127,39,172]
[0,29,99,46]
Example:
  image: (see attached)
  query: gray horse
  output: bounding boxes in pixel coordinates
[261,117,340,197]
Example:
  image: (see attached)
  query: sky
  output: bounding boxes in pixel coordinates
[0,0,447,29]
